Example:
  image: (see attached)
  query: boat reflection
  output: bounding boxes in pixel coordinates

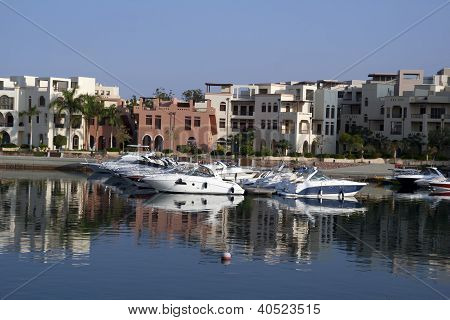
[143,193,244,213]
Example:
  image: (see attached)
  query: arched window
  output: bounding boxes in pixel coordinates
[72,135,79,149]
[331,105,335,118]
[364,114,368,123]
[364,97,368,107]
[326,105,330,118]
[285,104,290,112]
[219,102,226,112]
[262,103,266,112]
[380,106,385,115]
[39,96,45,107]
[187,137,197,146]
[28,96,32,109]
[0,95,13,110]
[273,103,278,112]
[267,103,271,113]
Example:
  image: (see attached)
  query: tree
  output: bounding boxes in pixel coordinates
[182,89,204,102]
[428,128,450,157]
[53,135,67,150]
[104,105,122,149]
[153,88,173,101]
[115,125,131,152]
[277,139,291,156]
[401,133,425,158]
[49,88,82,149]
[19,105,40,151]
[80,94,104,151]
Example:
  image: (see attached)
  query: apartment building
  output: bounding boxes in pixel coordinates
[206,81,340,154]
[133,97,217,152]
[383,68,450,143]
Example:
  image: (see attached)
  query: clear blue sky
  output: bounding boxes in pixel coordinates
[0,0,448,98]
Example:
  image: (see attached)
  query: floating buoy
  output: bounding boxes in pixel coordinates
[221,252,232,261]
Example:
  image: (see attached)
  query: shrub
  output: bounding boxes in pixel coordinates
[107,147,120,152]
[334,154,345,159]
[33,151,46,157]
[210,149,224,156]
[163,149,173,154]
[253,151,262,157]
[53,135,67,149]
[303,152,313,158]
[1,143,18,148]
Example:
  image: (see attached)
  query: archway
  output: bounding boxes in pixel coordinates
[154,135,164,152]
[112,136,117,148]
[73,135,79,150]
[187,137,196,147]
[89,136,95,149]
[98,136,106,150]
[303,141,309,154]
[5,112,14,127]
[0,131,10,144]
[142,135,152,149]
[0,113,5,127]
[311,141,317,155]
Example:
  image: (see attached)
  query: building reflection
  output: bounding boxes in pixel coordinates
[0,173,448,278]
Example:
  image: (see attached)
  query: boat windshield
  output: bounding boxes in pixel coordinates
[188,166,215,177]
[309,170,330,181]
[293,167,316,182]
[420,167,441,176]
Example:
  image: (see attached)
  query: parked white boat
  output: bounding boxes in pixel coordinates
[141,165,245,195]
[395,167,445,188]
[276,167,367,199]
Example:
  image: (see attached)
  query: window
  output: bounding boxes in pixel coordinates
[28,116,31,124]
[219,102,226,112]
[403,108,407,118]
[262,103,266,112]
[306,89,314,100]
[233,105,238,115]
[232,121,238,129]
[380,107,384,115]
[261,120,266,129]
[71,115,81,128]
[36,115,40,124]
[99,117,106,125]
[379,124,384,131]
[272,120,278,130]
[364,114,368,123]
[430,108,445,119]
[273,103,278,112]
[364,97,368,107]
[219,118,226,128]
[316,123,322,135]
[249,105,254,116]
[240,105,247,116]
[267,120,271,130]
[345,122,349,133]
[326,105,330,118]
[89,118,95,125]
[325,122,329,135]
[267,103,271,113]
[28,96,32,109]
[194,117,200,127]
[39,134,44,144]
[386,107,390,118]
[155,116,161,129]
[146,115,152,126]
[285,104,290,112]
[185,116,192,130]
[39,96,45,107]
[330,123,334,135]
[420,107,426,115]
[331,106,335,118]
[338,91,344,98]
[391,121,402,135]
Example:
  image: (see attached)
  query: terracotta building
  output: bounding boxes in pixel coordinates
[133,97,217,152]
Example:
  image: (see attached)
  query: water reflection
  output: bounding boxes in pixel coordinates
[0,171,449,283]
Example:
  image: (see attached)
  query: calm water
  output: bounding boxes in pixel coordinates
[0,170,449,300]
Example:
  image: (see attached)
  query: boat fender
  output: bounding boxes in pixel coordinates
[230,187,235,194]
[339,190,345,201]
[318,188,323,198]
[203,182,208,189]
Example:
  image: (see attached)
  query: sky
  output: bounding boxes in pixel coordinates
[0,0,449,98]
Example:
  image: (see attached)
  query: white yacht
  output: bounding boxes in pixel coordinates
[141,165,245,195]
[276,167,367,199]
[395,167,445,188]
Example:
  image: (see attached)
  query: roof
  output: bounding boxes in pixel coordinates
[205,82,233,87]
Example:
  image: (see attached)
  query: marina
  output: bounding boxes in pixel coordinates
[0,169,448,299]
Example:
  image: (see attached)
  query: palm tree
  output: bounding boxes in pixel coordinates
[104,105,122,149]
[80,94,104,151]
[49,88,82,150]
[19,105,40,151]
[277,139,291,156]
[115,125,131,152]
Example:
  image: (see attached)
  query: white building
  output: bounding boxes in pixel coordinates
[0,75,120,150]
